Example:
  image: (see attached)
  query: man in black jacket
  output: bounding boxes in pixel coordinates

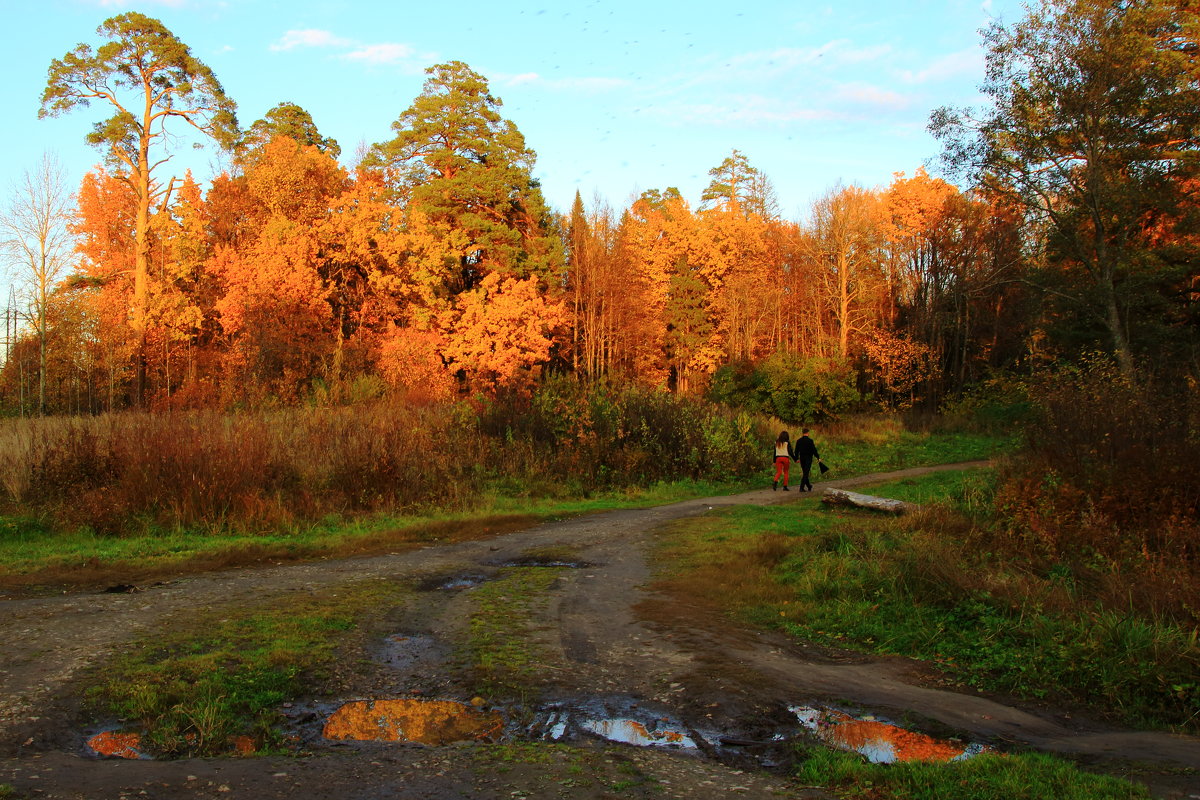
[794,428,821,492]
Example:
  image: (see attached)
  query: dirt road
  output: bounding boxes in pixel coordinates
[1,462,1197,799]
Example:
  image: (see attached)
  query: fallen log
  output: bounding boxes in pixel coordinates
[821,488,919,515]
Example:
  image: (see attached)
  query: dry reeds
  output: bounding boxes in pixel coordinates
[1,403,473,534]
[1,384,773,536]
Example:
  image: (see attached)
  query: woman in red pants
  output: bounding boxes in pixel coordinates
[773,430,795,491]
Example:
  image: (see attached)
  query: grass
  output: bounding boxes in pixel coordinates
[464,564,565,697]
[853,467,996,510]
[795,748,1150,799]
[0,411,1006,593]
[652,464,1198,738]
[815,416,1005,476]
[85,578,408,757]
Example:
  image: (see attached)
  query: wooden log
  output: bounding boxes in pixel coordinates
[821,488,918,515]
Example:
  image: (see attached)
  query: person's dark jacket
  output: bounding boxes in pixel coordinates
[794,435,819,463]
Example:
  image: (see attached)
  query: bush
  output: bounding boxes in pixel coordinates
[939,370,1035,432]
[989,356,1200,623]
[708,352,861,423]
[479,378,771,490]
[0,380,776,534]
[1,405,475,534]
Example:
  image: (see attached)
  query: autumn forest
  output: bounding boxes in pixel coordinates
[5,5,1193,418]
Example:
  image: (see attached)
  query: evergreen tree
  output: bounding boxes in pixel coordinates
[40,12,238,402]
[241,101,341,160]
[368,61,562,291]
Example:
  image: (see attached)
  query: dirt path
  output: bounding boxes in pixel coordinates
[1,461,1197,799]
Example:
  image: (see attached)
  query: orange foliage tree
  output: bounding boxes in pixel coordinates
[439,273,569,396]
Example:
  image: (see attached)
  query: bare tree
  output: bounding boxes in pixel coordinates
[1,154,75,415]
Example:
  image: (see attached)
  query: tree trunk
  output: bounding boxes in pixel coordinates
[821,488,918,514]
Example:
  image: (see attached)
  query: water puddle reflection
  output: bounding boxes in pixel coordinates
[86,730,149,759]
[323,698,503,745]
[419,573,489,591]
[791,705,991,763]
[580,718,697,748]
[530,698,702,750]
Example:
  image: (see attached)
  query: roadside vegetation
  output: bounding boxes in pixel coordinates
[0,382,1005,591]
[464,563,566,698]
[795,748,1150,800]
[655,475,1198,734]
[85,578,409,757]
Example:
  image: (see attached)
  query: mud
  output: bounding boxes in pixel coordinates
[1,461,1198,799]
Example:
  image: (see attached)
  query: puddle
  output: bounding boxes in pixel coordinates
[374,632,446,672]
[86,730,149,759]
[579,718,697,748]
[791,705,991,763]
[529,697,702,750]
[323,698,504,745]
[493,557,593,569]
[419,573,489,591]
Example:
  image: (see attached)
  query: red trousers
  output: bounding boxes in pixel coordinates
[774,456,790,485]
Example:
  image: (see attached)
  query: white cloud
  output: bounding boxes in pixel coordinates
[899,49,984,84]
[270,29,354,52]
[269,28,428,69]
[342,43,414,64]
[836,83,911,111]
[505,72,542,87]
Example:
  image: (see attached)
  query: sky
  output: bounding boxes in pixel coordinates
[3,0,1026,242]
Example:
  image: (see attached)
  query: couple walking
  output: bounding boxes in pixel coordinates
[773,429,821,492]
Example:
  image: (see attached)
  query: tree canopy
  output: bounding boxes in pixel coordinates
[932,0,1200,373]
[242,101,341,160]
[367,61,562,290]
[39,11,238,402]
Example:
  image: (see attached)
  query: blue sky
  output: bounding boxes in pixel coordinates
[4,0,1024,227]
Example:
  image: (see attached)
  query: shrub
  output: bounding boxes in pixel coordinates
[708,352,861,423]
[989,355,1200,623]
[0,381,774,534]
